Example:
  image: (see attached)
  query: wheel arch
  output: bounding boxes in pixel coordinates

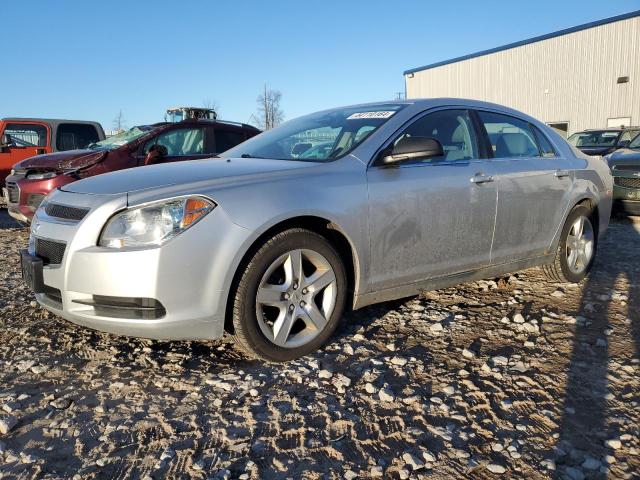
[223,215,360,334]
[549,193,601,255]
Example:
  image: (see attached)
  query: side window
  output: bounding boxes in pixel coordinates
[393,109,478,163]
[4,123,47,147]
[619,130,638,144]
[56,123,100,150]
[145,128,204,155]
[215,129,245,153]
[477,111,541,158]
[532,126,558,157]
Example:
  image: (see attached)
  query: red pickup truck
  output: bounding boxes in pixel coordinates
[0,118,105,186]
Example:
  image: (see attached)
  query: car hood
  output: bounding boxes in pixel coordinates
[61,157,321,195]
[577,146,615,156]
[14,149,107,171]
[606,148,640,162]
[606,148,640,166]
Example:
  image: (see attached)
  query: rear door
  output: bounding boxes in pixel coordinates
[366,108,497,291]
[475,110,574,263]
[0,122,51,182]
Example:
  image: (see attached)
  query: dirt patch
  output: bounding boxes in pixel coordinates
[0,211,638,479]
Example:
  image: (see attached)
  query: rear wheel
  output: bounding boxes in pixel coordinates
[543,205,596,283]
[231,228,347,361]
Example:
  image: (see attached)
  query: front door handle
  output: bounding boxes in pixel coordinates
[554,169,571,178]
[470,173,494,184]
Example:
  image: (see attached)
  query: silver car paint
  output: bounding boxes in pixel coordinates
[33,98,613,340]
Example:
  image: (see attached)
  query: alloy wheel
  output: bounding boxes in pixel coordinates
[565,215,595,274]
[255,249,337,348]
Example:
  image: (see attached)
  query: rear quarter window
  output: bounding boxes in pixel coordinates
[57,123,100,150]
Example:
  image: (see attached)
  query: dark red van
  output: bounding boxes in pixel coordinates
[5,117,260,223]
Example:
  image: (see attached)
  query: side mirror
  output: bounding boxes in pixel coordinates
[291,142,312,156]
[380,137,444,165]
[144,144,168,165]
[1,134,12,146]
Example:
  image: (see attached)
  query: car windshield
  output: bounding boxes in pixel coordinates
[567,131,620,148]
[629,133,640,149]
[88,126,154,151]
[223,104,407,161]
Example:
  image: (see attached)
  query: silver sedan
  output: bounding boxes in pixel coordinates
[22,99,613,361]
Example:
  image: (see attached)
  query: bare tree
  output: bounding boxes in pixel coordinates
[112,110,127,133]
[254,85,284,130]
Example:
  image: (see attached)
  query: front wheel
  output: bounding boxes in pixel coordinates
[231,228,347,362]
[543,205,597,283]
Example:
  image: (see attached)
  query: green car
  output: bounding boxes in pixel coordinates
[605,133,640,215]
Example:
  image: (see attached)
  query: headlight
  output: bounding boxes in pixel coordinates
[99,196,215,249]
[26,171,58,180]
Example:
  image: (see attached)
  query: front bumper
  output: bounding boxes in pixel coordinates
[5,173,73,223]
[612,175,640,215]
[613,199,640,216]
[30,189,252,341]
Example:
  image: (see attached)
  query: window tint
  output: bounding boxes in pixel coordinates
[56,123,100,150]
[532,126,557,157]
[4,123,47,147]
[215,129,245,153]
[145,128,204,155]
[394,109,478,162]
[478,111,540,158]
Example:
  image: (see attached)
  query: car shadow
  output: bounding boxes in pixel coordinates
[553,215,640,477]
[0,209,21,229]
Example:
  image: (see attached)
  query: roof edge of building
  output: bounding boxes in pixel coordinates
[403,9,640,75]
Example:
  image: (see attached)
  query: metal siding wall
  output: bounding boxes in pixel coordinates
[406,17,640,134]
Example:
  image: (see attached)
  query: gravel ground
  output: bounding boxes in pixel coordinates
[0,210,638,480]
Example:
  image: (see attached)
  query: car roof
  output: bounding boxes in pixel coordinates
[315,98,547,125]
[156,119,260,131]
[2,117,102,127]
[580,127,640,132]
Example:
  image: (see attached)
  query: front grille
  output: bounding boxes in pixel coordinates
[72,296,166,320]
[614,177,640,189]
[43,285,62,305]
[35,238,66,265]
[45,202,89,221]
[6,183,19,203]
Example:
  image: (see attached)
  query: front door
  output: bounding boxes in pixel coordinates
[366,108,497,292]
[0,122,51,183]
[140,126,210,165]
[475,110,575,263]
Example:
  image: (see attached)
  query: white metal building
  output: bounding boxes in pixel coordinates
[404,11,640,137]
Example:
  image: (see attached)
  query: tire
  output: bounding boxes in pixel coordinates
[543,205,597,283]
[231,228,347,362]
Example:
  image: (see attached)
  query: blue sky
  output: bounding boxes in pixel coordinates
[2,1,639,130]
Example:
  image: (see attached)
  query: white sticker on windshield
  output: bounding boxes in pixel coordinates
[347,111,396,120]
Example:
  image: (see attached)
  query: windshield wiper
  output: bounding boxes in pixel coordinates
[240,153,254,158]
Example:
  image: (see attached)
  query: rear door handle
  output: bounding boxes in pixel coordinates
[554,169,571,178]
[470,173,494,184]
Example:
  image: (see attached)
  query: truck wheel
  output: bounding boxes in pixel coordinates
[543,205,597,283]
[232,228,347,362]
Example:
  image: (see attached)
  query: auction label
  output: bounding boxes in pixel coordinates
[347,111,396,120]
